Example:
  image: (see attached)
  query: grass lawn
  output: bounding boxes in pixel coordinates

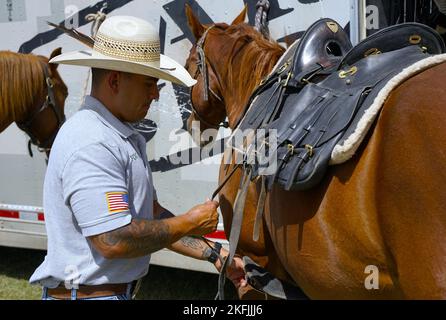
[0,246,237,300]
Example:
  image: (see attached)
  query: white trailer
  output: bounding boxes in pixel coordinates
[0,0,356,274]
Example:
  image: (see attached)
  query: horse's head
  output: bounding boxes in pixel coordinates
[184,5,248,146]
[184,5,284,147]
[18,48,68,157]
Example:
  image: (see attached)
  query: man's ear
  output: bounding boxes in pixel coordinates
[231,5,247,25]
[107,71,121,94]
[185,3,205,40]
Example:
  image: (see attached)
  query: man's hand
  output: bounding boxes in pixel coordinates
[184,200,219,236]
[225,255,247,289]
[214,249,247,289]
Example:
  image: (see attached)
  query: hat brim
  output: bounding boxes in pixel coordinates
[49,49,197,87]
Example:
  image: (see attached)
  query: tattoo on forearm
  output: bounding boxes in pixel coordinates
[92,219,171,258]
[180,236,206,251]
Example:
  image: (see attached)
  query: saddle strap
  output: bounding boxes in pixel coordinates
[217,167,252,300]
[253,175,267,242]
[211,163,241,200]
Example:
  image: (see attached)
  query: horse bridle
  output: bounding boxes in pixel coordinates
[190,26,229,129]
[16,64,66,156]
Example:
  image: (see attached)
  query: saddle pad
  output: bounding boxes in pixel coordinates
[330,52,446,165]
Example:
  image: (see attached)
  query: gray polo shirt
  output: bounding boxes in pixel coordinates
[30,96,156,288]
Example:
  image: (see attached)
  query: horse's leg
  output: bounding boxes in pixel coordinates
[218,157,294,299]
[372,63,446,298]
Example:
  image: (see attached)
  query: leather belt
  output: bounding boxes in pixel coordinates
[47,283,130,300]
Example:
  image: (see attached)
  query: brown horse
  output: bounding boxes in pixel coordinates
[0,48,68,156]
[185,6,446,299]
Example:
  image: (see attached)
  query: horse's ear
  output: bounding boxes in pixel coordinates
[185,3,205,40]
[231,4,247,25]
[49,47,62,69]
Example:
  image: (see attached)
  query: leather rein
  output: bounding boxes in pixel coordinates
[16,64,66,156]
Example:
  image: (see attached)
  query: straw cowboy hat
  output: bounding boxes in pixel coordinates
[49,15,196,87]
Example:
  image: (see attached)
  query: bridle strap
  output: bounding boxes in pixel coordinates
[196,27,212,102]
[191,26,229,129]
[16,64,66,155]
[196,26,226,104]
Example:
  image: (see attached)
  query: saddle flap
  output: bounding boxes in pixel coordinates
[339,22,446,69]
[242,256,307,300]
[273,88,364,191]
[292,18,352,74]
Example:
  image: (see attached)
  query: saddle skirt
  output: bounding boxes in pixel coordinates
[228,19,446,191]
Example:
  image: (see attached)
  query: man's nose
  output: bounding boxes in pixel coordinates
[151,86,160,101]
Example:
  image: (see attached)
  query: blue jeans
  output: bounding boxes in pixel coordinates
[41,283,136,300]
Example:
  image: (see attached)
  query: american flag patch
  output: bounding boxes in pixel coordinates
[106,192,129,213]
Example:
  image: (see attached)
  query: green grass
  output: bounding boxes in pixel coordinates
[0,246,238,300]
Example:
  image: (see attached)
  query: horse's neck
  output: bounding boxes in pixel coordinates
[0,53,44,131]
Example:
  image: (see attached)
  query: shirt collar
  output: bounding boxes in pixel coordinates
[81,95,137,139]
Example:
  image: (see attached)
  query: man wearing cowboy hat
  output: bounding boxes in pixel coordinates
[30,15,246,300]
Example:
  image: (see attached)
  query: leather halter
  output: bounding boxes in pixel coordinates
[190,26,229,129]
[16,64,66,156]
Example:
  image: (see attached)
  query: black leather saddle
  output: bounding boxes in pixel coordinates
[340,22,445,68]
[232,19,445,191]
[240,18,352,131]
[292,18,353,75]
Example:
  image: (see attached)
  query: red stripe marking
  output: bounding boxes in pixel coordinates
[37,213,45,221]
[0,210,20,219]
[205,230,227,240]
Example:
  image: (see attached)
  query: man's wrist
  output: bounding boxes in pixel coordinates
[203,242,222,263]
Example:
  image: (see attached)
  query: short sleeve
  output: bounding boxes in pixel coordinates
[62,143,132,237]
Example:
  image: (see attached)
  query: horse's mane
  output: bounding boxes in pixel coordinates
[0,51,46,121]
[224,23,285,108]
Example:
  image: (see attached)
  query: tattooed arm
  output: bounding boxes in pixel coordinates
[88,200,219,259]
[153,200,214,262]
[154,201,247,287]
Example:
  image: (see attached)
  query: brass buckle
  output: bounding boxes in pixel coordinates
[281,71,293,87]
[339,66,358,79]
[364,47,381,57]
[277,62,289,74]
[305,144,314,157]
[287,144,295,155]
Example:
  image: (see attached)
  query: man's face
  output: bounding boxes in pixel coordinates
[117,73,160,122]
